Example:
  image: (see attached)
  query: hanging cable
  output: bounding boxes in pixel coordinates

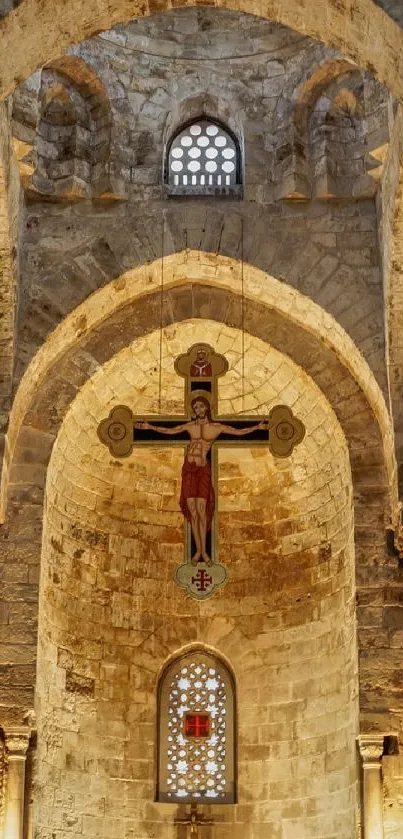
[241,217,245,413]
[158,214,165,413]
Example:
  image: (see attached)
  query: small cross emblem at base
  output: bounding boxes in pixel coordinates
[191,568,213,592]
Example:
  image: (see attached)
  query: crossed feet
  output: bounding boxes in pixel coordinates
[191,552,213,567]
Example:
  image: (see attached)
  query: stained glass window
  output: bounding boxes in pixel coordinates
[166,119,240,192]
[157,651,236,804]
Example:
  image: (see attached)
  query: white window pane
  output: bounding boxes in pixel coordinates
[158,653,235,804]
[168,120,239,190]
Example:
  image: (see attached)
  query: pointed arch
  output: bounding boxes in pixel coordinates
[1,250,396,526]
[12,55,112,197]
[0,250,396,737]
[285,59,390,200]
[157,647,236,803]
[0,0,403,107]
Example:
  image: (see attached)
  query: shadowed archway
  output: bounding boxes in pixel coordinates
[0,0,403,105]
[0,252,395,737]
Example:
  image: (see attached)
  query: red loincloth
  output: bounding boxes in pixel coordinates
[179,459,215,532]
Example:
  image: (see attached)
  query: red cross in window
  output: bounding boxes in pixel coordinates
[184,713,211,738]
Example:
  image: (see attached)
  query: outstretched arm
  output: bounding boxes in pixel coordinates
[216,420,268,437]
[135,420,190,435]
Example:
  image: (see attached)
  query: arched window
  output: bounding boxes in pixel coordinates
[166,118,241,193]
[157,649,236,803]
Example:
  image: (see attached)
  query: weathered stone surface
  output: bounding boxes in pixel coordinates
[34,323,358,838]
[0,5,402,839]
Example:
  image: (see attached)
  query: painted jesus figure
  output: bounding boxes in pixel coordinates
[136,396,267,566]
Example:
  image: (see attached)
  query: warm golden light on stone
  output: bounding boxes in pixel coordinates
[1,3,403,835]
[34,321,359,836]
[3,732,30,839]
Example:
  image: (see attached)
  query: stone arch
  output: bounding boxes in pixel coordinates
[28,56,112,197]
[0,0,403,106]
[276,59,354,199]
[14,199,388,398]
[294,60,357,134]
[0,100,22,517]
[2,250,396,518]
[0,163,15,449]
[163,93,244,162]
[386,160,403,496]
[0,251,396,730]
[34,82,78,193]
[36,318,361,838]
[283,59,390,199]
[308,72,389,198]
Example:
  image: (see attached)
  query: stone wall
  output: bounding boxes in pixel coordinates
[0,6,402,838]
[17,198,386,392]
[35,323,359,839]
[1,0,403,112]
[0,98,23,514]
[0,250,394,730]
[0,736,5,839]
[10,8,390,396]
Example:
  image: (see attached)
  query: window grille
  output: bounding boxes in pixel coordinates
[167,119,240,192]
[157,650,236,803]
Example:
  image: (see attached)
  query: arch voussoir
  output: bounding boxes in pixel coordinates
[0,0,403,105]
[0,256,396,727]
[11,281,391,508]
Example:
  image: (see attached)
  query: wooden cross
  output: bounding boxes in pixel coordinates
[98,343,305,599]
[174,803,214,838]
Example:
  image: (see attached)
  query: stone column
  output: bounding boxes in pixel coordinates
[358,735,385,839]
[3,729,30,839]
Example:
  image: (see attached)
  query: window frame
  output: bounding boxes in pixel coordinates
[164,116,243,198]
[156,649,237,804]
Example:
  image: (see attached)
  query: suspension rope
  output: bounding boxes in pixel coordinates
[241,216,245,413]
[158,214,165,413]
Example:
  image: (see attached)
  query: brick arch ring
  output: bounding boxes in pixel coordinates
[1,251,397,555]
[1,1,403,104]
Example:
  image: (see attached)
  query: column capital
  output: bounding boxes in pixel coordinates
[4,728,30,760]
[358,735,385,766]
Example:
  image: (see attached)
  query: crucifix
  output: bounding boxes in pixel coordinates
[98,343,305,599]
[174,803,214,838]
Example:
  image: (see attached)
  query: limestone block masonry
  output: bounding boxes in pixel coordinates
[0,6,402,839]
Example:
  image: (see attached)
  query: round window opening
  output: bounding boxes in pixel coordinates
[167,119,240,190]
